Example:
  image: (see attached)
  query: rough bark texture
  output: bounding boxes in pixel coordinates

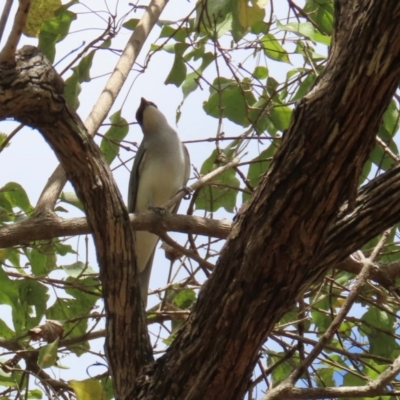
[133,1,400,399]
[0,46,153,399]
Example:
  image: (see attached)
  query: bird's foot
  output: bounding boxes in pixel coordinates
[179,186,192,200]
[149,206,167,216]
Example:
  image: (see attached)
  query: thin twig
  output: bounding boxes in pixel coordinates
[0,0,13,44]
[0,124,23,153]
[0,0,31,65]
[376,135,400,162]
[157,231,214,274]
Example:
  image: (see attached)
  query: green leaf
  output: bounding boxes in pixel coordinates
[343,371,365,386]
[27,389,43,399]
[248,96,276,135]
[361,307,396,358]
[6,248,21,269]
[64,69,81,109]
[261,33,290,63]
[292,73,316,101]
[70,379,107,400]
[315,367,335,387]
[172,289,196,309]
[363,360,388,379]
[0,361,22,387]
[29,247,56,276]
[38,10,77,62]
[165,43,189,87]
[122,19,139,30]
[17,279,49,329]
[311,295,331,332]
[268,351,297,384]
[195,0,233,36]
[303,0,334,36]
[38,339,59,368]
[29,248,46,276]
[54,241,77,256]
[277,21,316,40]
[266,76,279,97]
[76,50,95,83]
[100,111,129,165]
[12,301,26,333]
[269,106,292,131]
[0,182,33,214]
[382,99,399,135]
[0,190,13,223]
[65,276,100,302]
[60,191,84,211]
[253,66,268,80]
[182,52,214,99]
[46,298,93,354]
[243,142,279,202]
[203,77,256,126]
[277,20,330,45]
[196,150,239,212]
[0,318,15,339]
[64,50,95,109]
[216,12,233,38]
[62,261,96,278]
[0,266,19,307]
[160,25,187,42]
[100,377,114,400]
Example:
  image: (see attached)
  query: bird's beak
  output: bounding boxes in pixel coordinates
[141,97,150,106]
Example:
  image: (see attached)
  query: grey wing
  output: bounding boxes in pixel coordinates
[128,143,147,213]
[172,144,191,215]
[128,142,152,306]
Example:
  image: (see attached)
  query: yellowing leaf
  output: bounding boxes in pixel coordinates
[237,0,265,29]
[70,379,107,400]
[38,338,59,368]
[24,0,61,37]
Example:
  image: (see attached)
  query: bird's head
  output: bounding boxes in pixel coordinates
[136,97,168,135]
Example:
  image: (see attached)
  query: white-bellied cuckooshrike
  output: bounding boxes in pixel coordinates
[128,98,191,307]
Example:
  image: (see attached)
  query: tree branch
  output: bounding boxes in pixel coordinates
[0,337,72,395]
[0,0,13,44]
[0,212,231,248]
[0,0,31,65]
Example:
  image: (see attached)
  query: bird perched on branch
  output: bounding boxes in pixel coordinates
[128,98,191,307]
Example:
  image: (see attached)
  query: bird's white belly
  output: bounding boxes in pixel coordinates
[135,152,185,272]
